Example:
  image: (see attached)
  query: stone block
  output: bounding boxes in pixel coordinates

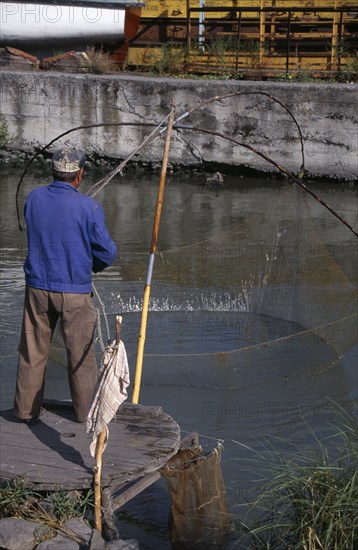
[36,533,80,549]
[64,517,93,541]
[89,528,106,550]
[0,517,37,550]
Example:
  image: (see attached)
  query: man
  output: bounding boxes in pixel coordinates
[13,148,117,424]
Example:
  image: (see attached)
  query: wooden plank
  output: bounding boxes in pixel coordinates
[0,403,180,491]
[107,433,202,511]
[116,403,163,418]
[110,471,161,511]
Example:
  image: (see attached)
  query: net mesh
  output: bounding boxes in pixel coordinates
[102,182,356,390]
[160,441,233,549]
[42,162,357,548]
[48,180,356,391]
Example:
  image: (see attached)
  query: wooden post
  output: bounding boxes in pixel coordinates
[94,315,122,532]
[101,487,120,540]
[94,429,107,531]
[132,103,176,405]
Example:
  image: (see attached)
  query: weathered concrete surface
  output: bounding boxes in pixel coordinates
[0,71,357,179]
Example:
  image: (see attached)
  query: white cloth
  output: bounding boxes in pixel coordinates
[87,339,130,457]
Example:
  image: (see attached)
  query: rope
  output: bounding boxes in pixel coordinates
[174,124,358,238]
[125,313,356,358]
[15,119,357,238]
[86,111,173,198]
[181,429,224,445]
[175,90,306,173]
[95,308,106,353]
[110,219,248,257]
[92,282,111,352]
[138,355,341,390]
[15,91,306,229]
[156,186,294,255]
[13,121,145,231]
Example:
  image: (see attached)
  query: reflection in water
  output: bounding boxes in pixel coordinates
[0,164,357,549]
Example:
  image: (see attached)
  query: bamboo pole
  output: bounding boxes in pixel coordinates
[94,428,107,532]
[132,102,176,405]
[94,315,122,532]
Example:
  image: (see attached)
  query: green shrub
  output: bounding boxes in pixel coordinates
[146,45,185,76]
[335,54,358,83]
[45,489,94,521]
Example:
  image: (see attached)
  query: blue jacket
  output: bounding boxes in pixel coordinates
[24,181,117,293]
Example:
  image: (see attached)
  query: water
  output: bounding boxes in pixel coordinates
[0,163,357,548]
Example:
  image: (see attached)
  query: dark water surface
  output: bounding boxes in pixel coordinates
[0,164,357,548]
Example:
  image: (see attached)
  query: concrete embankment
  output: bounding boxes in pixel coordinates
[0,71,357,180]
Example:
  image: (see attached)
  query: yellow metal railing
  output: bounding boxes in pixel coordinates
[127,1,358,77]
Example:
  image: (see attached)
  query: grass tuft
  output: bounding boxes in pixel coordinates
[0,478,94,543]
[232,406,358,549]
[0,477,40,519]
[85,47,118,74]
[0,479,94,522]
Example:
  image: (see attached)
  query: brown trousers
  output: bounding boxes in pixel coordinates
[13,285,98,422]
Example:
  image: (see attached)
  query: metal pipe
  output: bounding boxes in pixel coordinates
[286,9,291,75]
[338,9,344,73]
[235,9,242,75]
[199,0,205,52]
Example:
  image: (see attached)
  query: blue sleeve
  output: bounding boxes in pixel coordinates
[90,203,117,273]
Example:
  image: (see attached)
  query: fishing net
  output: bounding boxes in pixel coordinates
[23,164,356,407]
[89,179,357,394]
[12,89,356,397]
[160,441,233,549]
[6,85,356,550]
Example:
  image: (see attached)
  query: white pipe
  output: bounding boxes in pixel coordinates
[0,2,125,46]
[198,0,205,52]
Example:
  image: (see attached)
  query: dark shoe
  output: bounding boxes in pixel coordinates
[14,417,39,425]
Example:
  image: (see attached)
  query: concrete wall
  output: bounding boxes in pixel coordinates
[0,71,357,179]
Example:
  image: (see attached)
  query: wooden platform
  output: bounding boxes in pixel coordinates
[0,402,181,494]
